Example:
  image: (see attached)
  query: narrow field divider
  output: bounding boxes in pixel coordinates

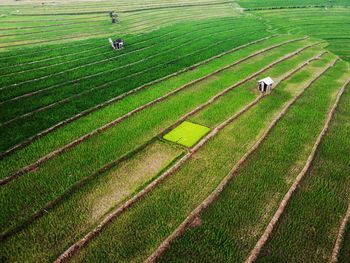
[0,38,311,186]
[245,71,348,263]
[0,35,299,131]
[53,47,321,263]
[331,184,350,261]
[0,26,261,113]
[0,37,310,241]
[0,35,273,160]
[144,55,335,263]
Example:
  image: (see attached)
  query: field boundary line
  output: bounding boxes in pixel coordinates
[53,48,321,263]
[144,55,336,263]
[0,17,229,69]
[0,27,263,111]
[0,24,240,93]
[0,40,315,243]
[245,68,348,263]
[331,202,350,262]
[0,35,301,129]
[0,35,273,159]
[0,21,243,89]
[144,57,338,263]
[0,38,311,186]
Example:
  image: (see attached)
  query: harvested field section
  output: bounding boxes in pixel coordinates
[0,140,183,262]
[0,39,312,237]
[66,46,324,263]
[256,80,350,262]
[158,56,348,262]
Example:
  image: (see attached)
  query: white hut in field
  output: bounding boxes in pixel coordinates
[258,77,274,93]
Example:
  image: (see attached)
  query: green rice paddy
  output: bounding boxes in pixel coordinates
[0,0,349,262]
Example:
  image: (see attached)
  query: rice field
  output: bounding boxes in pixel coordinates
[0,0,349,262]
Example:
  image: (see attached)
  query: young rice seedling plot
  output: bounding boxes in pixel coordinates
[163,121,210,147]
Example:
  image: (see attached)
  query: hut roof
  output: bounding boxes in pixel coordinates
[258,77,274,85]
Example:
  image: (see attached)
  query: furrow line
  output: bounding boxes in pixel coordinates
[0,41,314,242]
[0,35,272,159]
[245,67,347,263]
[52,47,320,263]
[331,202,350,263]
[0,20,230,77]
[0,39,311,186]
[144,58,339,263]
[0,26,254,104]
[1,25,238,91]
[0,35,298,128]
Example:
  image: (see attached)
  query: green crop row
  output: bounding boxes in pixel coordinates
[253,7,350,61]
[0,35,293,181]
[0,38,319,263]
[160,58,348,262]
[0,17,232,74]
[0,39,311,236]
[0,19,269,152]
[163,57,347,262]
[255,80,350,262]
[70,43,330,263]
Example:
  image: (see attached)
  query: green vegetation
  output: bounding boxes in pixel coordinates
[1,38,312,236]
[0,140,184,262]
[0,0,349,261]
[1,34,293,180]
[163,121,210,147]
[256,82,350,262]
[65,45,332,263]
[0,16,270,152]
[159,57,349,263]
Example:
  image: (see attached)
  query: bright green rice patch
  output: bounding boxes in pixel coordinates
[163,121,210,147]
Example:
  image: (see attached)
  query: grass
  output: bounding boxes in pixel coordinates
[0,140,184,262]
[62,44,331,263]
[0,1,236,49]
[159,57,349,263]
[0,17,270,152]
[251,7,350,62]
[339,219,350,262]
[0,38,313,235]
[255,81,350,262]
[163,121,210,147]
[0,34,294,180]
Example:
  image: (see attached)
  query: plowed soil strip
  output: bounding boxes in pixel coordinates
[245,75,348,263]
[53,48,318,263]
[0,36,273,159]
[144,58,337,263]
[0,40,313,186]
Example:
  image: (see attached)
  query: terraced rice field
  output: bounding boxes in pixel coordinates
[0,0,349,262]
